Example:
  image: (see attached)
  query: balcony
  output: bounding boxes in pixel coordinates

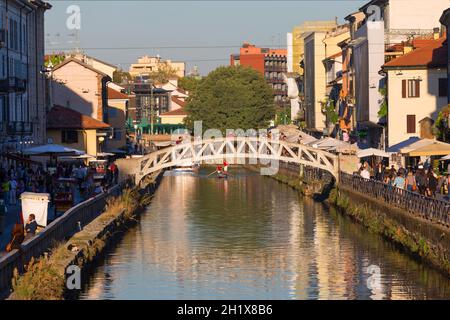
[0,77,27,93]
[265,66,287,72]
[6,121,32,135]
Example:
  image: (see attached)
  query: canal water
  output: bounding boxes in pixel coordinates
[80,168,450,300]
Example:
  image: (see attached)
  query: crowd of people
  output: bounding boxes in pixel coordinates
[0,159,120,252]
[0,160,119,207]
[357,161,450,199]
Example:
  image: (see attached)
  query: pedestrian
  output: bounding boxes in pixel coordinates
[405,171,416,192]
[5,223,24,252]
[393,171,406,190]
[427,170,438,198]
[415,166,427,196]
[360,166,371,180]
[24,214,38,240]
[9,177,17,206]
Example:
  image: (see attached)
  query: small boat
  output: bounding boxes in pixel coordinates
[217,172,228,179]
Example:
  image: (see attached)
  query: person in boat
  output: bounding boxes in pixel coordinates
[216,165,223,175]
[222,161,229,175]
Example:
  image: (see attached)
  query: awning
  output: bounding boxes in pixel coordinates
[22,144,85,156]
[408,142,450,157]
[357,148,391,158]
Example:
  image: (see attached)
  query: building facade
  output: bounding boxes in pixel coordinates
[129,55,185,79]
[440,9,450,104]
[383,38,448,147]
[0,0,51,153]
[231,43,289,109]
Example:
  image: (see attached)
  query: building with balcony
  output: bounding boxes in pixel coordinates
[343,0,449,149]
[0,0,51,153]
[231,43,289,109]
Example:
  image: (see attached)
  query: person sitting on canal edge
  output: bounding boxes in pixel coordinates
[25,214,38,240]
[6,223,25,252]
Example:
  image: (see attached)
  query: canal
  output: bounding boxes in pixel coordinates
[80,168,450,300]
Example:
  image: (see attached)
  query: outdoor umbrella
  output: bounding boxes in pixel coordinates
[22,144,85,156]
[357,148,391,158]
[408,142,450,157]
[440,154,450,161]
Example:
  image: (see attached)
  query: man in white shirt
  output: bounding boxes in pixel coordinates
[360,169,371,180]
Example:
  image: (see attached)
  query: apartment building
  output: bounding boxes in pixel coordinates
[231,43,289,109]
[0,0,51,153]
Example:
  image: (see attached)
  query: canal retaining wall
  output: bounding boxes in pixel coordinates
[256,163,450,276]
[8,172,163,300]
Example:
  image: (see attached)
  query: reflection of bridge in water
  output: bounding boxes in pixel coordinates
[132,137,339,185]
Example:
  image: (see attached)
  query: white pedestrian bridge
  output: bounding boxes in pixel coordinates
[123,137,339,185]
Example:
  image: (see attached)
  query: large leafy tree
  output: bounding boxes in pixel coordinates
[178,76,202,94]
[184,66,275,133]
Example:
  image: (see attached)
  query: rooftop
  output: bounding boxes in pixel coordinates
[47,105,110,130]
[160,108,187,116]
[383,37,447,69]
[108,87,129,100]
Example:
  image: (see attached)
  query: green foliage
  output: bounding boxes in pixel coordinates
[433,106,450,142]
[12,257,65,300]
[184,66,275,133]
[45,54,65,67]
[178,76,202,94]
[148,62,179,84]
[378,88,388,118]
[322,99,338,125]
[113,69,131,84]
[275,109,291,125]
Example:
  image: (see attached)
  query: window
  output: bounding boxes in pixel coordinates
[402,79,420,98]
[61,130,78,144]
[439,78,448,97]
[406,115,416,134]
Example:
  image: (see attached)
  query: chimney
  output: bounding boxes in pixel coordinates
[433,27,440,39]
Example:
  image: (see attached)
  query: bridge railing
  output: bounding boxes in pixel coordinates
[339,172,450,227]
[0,184,122,298]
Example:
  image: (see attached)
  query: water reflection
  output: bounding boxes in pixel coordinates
[81,169,450,300]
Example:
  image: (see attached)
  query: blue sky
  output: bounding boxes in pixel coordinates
[45,0,367,75]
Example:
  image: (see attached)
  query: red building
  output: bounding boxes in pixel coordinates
[231,43,288,107]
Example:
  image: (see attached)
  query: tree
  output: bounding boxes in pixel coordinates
[149,62,179,85]
[178,76,202,94]
[184,66,275,133]
[113,70,131,84]
[433,104,450,142]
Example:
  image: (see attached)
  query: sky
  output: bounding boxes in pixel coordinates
[45,0,367,75]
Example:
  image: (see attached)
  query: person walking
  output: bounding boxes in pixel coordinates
[393,171,406,190]
[415,166,427,196]
[427,170,438,198]
[405,171,416,192]
[9,177,17,206]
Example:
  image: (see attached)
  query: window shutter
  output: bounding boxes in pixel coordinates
[402,80,406,98]
[415,80,420,97]
[406,115,416,134]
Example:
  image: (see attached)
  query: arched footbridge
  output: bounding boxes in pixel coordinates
[131,137,339,185]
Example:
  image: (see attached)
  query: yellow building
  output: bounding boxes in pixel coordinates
[292,20,337,75]
[46,105,110,156]
[159,108,187,125]
[107,86,131,151]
